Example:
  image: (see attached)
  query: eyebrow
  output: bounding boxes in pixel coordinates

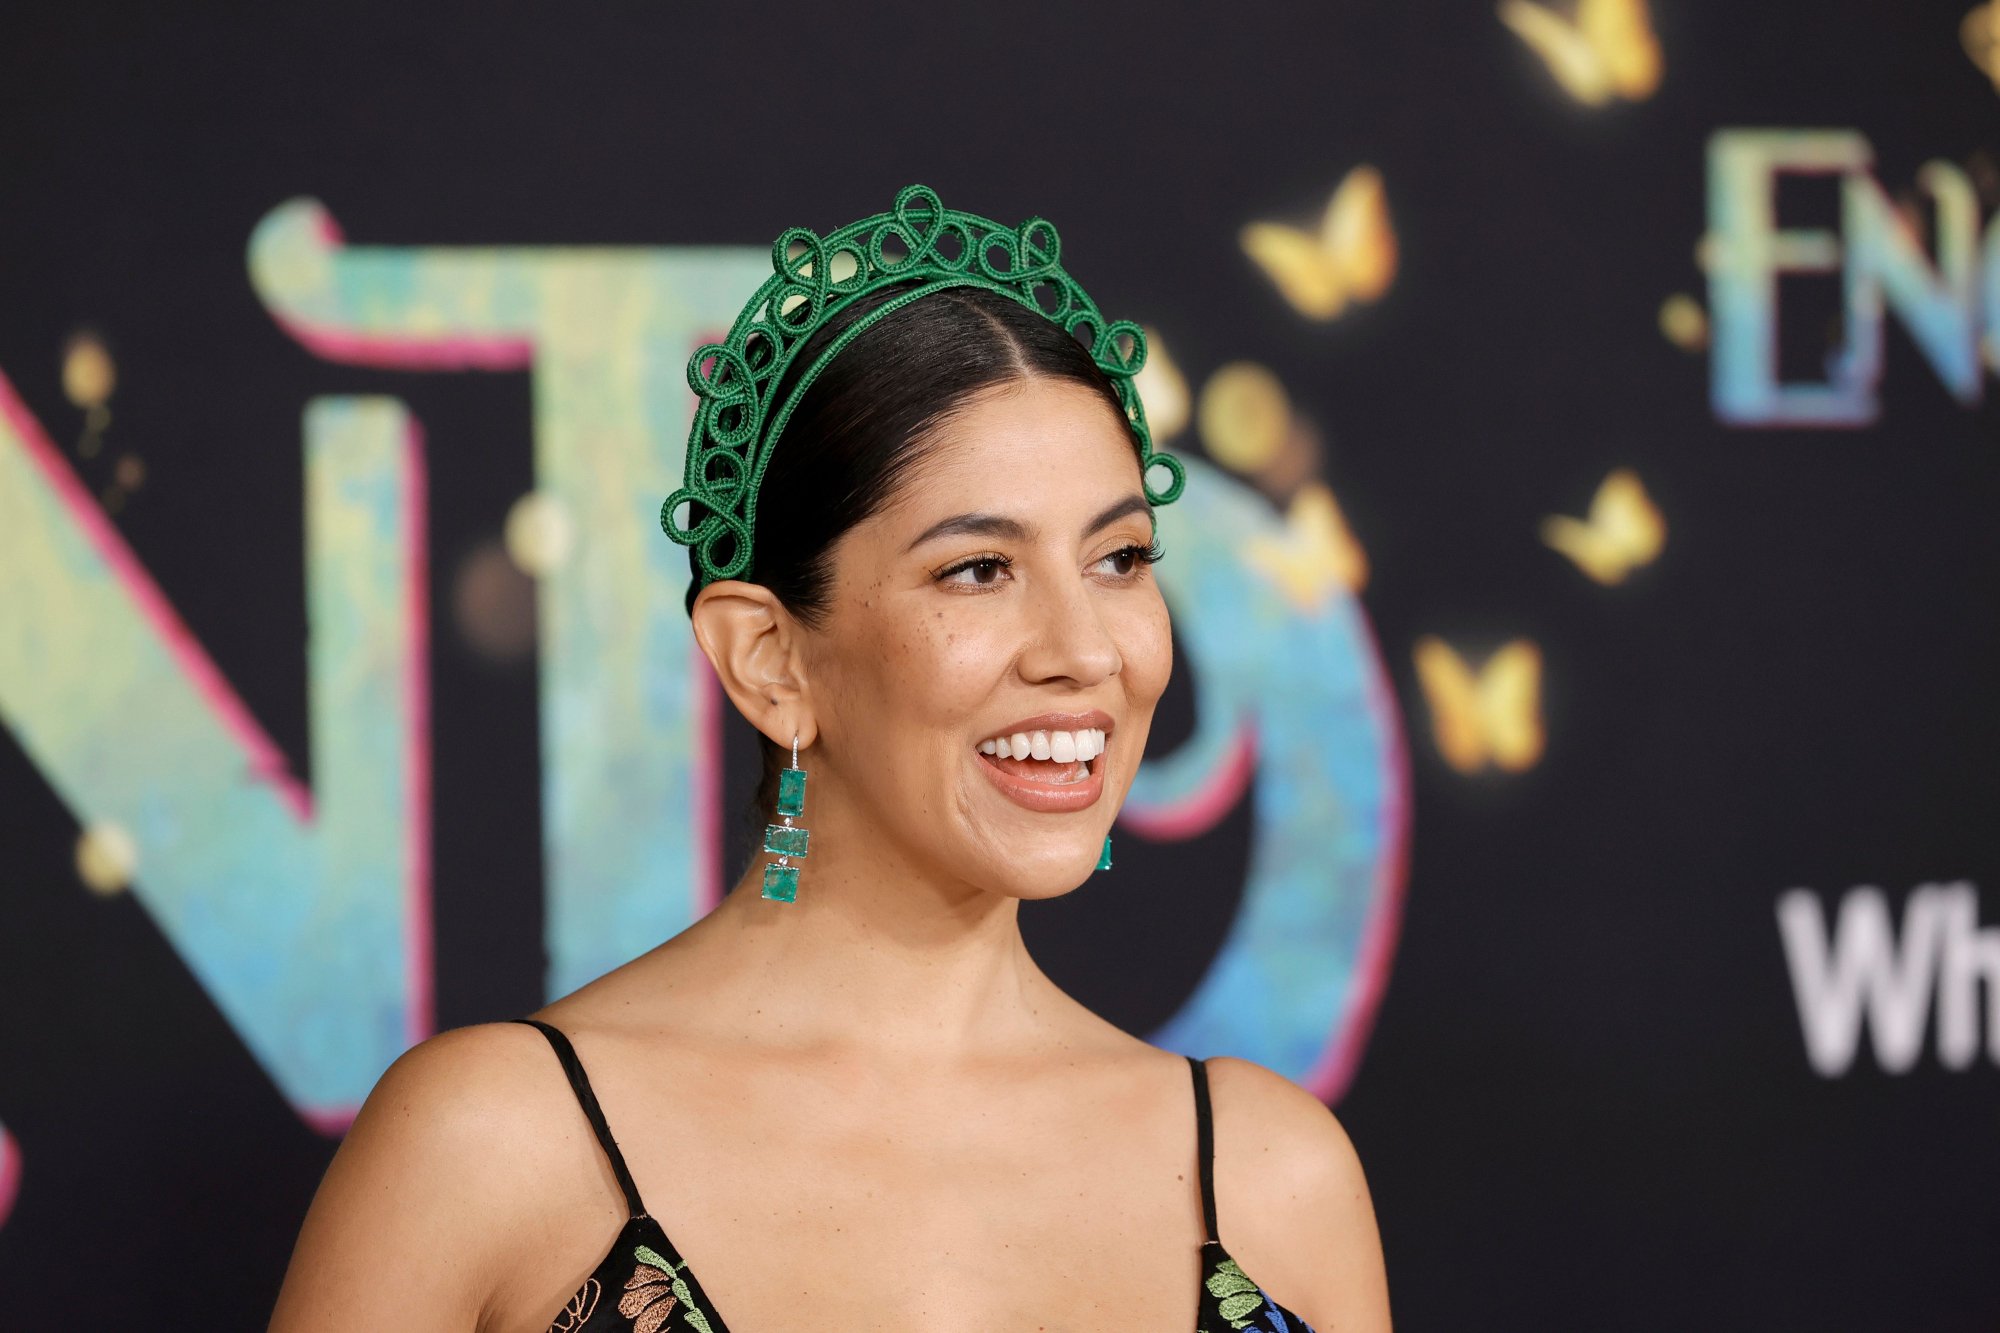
[902,493,1153,554]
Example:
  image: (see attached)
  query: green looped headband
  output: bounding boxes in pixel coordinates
[659,183,1186,589]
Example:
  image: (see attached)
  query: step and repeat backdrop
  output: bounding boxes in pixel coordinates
[2,2,1996,1326]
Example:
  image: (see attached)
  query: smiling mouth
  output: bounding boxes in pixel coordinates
[972,732,1104,784]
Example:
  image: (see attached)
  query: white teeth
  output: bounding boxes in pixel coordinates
[978,727,1107,760]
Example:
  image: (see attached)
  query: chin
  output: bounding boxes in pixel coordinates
[976,845,1107,903]
[947,768,1122,901]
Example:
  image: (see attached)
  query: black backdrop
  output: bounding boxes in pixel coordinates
[3,2,1997,1327]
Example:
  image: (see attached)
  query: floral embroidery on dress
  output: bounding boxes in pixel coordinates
[620,1244,717,1333]
[1202,1254,1313,1333]
[546,1277,600,1332]
[618,1256,677,1333]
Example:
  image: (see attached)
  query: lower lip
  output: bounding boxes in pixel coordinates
[975,749,1105,812]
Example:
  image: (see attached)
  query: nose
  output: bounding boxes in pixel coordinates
[1018,566,1121,686]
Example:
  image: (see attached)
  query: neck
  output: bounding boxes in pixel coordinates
[676,829,1068,1065]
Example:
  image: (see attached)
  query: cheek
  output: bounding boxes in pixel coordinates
[1119,594,1175,700]
[924,609,1014,705]
[856,606,1007,725]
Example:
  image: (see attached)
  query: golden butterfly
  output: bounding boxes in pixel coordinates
[1414,638,1545,775]
[1540,468,1665,585]
[1240,166,1398,322]
[1245,480,1369,608]
[1499,0,1661,106]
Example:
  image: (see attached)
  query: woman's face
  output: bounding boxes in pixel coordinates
[801,374,1173,902]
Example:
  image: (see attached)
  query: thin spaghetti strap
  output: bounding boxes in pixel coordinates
[511,1017,649,1219]
[1187,1055,1220,1245]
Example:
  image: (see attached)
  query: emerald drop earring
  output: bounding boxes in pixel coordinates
[762,731,809,903]
[1098,835,1113,871]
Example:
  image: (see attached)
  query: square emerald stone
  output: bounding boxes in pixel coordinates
[761,863,799,902]
[763,823,809,857]
[776,766,807,817]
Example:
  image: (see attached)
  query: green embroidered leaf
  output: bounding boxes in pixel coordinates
[1206,1258,1260,1299]
[634,1243,674,1270]
[1219,1290,1266,1322]
[677,1298,716,1333]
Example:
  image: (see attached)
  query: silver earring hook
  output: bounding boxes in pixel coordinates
[791,731,800,768]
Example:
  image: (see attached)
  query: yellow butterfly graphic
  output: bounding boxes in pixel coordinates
[1413,637,1545,775]
[1539,468,1665,585]
[1245,481,1369,608]
[1240,167,1398,322]
[1964,2,2000,90]
[1499,0,1662,106]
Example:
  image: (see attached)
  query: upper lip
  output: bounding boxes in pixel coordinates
[977,709,1115,743]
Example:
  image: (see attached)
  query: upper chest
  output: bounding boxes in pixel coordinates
[634,1218,1207,1333]
[500,1049,1211,1333]
[642,1074,1202,1329]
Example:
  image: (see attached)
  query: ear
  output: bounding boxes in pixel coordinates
[688,580,818,750]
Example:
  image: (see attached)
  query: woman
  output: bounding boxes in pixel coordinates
[269,187,1392,1332]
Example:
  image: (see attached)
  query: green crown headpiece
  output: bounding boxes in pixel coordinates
[659,183,1186,589]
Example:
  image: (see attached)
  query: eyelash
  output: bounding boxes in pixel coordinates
[934,539,1166,588]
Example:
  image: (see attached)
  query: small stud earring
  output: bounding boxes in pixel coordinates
[762,731,809,902]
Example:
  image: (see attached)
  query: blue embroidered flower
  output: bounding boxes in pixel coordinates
[1237,1296,1302,1333]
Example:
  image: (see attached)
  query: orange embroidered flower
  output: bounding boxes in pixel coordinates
[619,1260,679,1333]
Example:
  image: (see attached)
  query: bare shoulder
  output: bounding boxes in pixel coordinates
[1203,1056,1393,1332]
[328,1021,586,1195]
[268,1021,620,1331]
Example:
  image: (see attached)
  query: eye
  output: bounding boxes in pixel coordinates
[1097,538,1166,579]
[935,553,1013,587]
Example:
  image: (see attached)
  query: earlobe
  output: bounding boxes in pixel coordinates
[689,580,817,748]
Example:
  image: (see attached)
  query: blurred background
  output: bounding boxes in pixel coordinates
[3,1,1997,1326]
